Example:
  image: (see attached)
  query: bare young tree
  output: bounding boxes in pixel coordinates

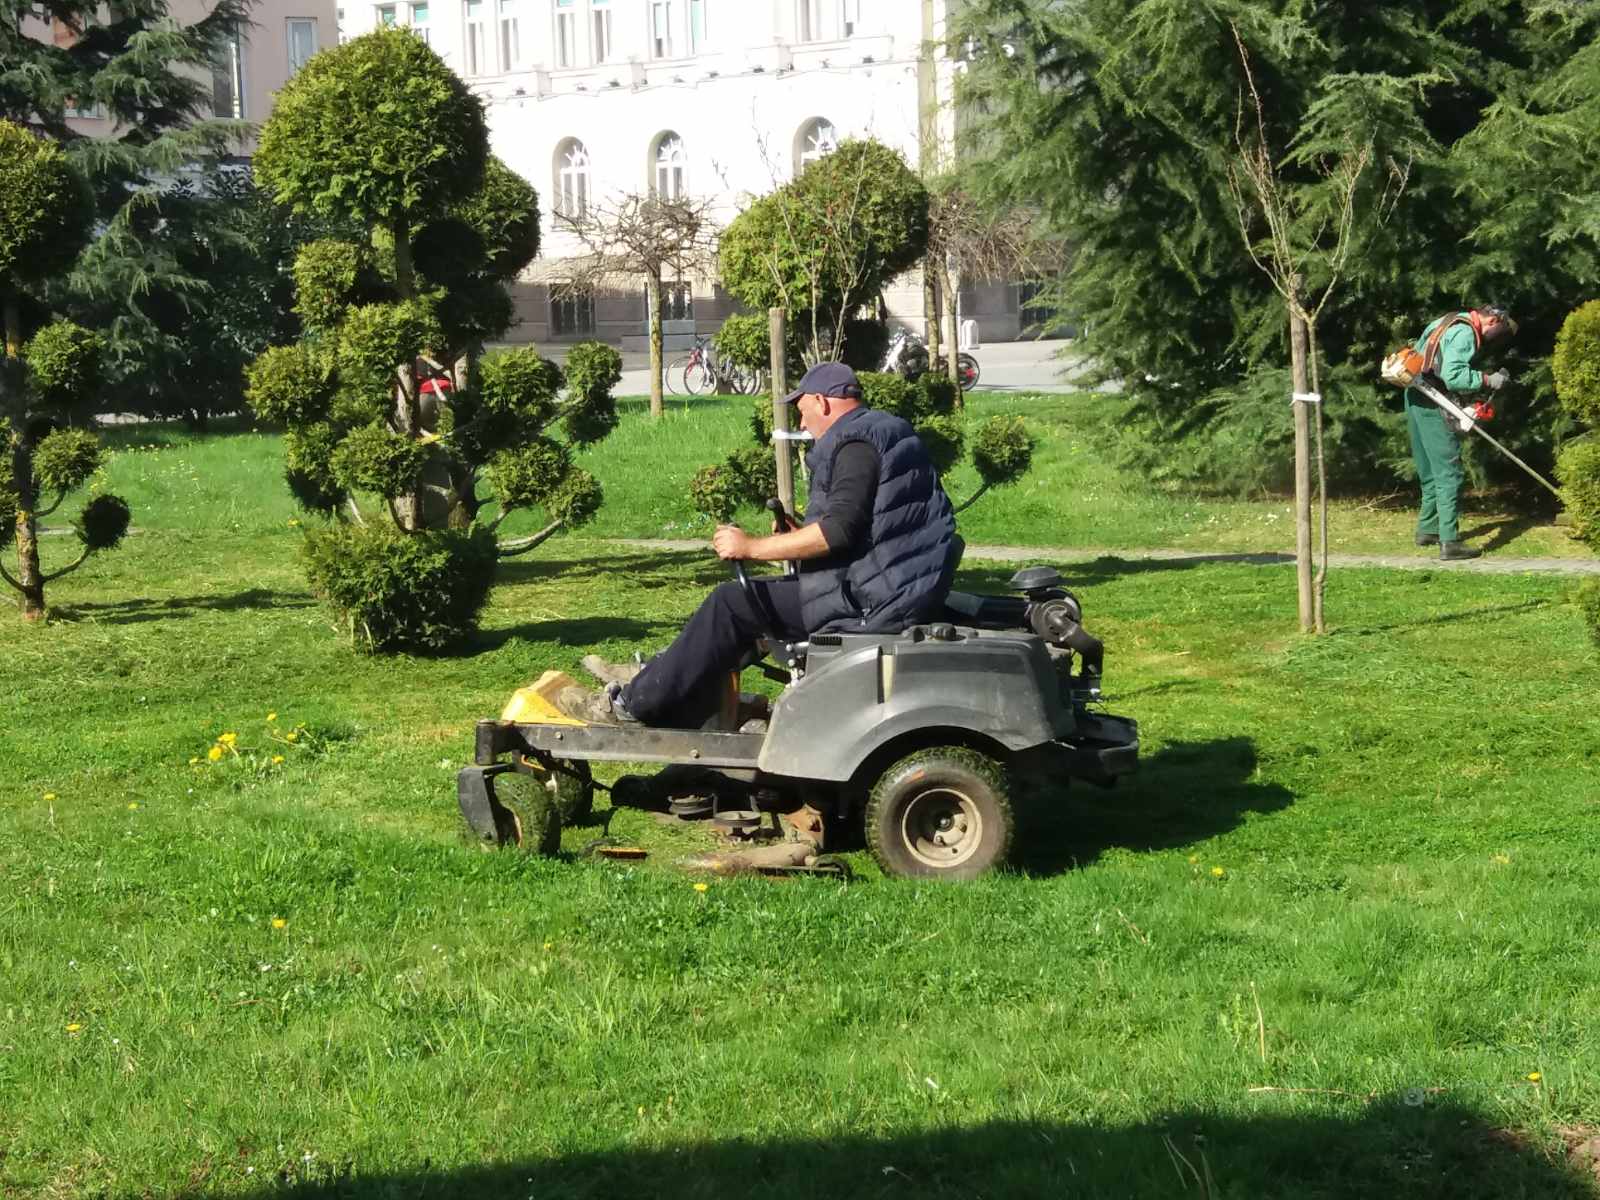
[1225,24,1409,633]
[556,193,720,418]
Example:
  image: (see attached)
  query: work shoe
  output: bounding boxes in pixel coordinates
[1415,532,1440,547]
[555,682,639,725]
[1439,541,1483,561]
[581,653,644,687]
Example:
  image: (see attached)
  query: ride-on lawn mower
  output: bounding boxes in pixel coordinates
[457,550,1139,881]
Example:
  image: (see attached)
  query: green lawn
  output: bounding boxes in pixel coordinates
[3,410,1599,1197]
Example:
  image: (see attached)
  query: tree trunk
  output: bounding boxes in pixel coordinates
[923,265,941,363]
[3,296,20,359]
[1289,307,1314,633]
[10,433,44,622]
[646,270,664,419]
[387,218,427,530]
[770,307,794,518]
[942,258,962,399]
[1308,322,1329,635]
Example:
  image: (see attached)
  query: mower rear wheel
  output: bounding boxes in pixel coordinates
[493,774,563,856]
[865,747,1013,880]
[519,755,594,824]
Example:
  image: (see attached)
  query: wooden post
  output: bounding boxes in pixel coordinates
[770,307,795,519]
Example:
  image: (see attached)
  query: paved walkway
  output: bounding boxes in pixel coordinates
[612,538,1600,576]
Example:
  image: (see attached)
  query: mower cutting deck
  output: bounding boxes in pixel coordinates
[458,566,1139,880]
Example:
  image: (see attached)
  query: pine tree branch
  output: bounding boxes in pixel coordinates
[496,520,564,557]
[41,544,93,584]
[951,481,991,515]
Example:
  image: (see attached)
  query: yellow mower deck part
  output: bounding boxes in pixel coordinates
[500,670,586,727]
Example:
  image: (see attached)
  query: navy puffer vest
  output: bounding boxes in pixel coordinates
[799,407,957,633]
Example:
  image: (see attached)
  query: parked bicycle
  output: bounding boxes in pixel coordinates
[667,335,762,397]
[881,328,979,392]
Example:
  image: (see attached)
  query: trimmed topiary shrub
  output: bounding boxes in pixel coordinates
[302,522,498,652]
[714,313,770,374]
[1554,300,1600,428]
[1554,301,1600,650]
[840,319,890,373]
[1578,579,1600,650]
[1556,437,1600,551]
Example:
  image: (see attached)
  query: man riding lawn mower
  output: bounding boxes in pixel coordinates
[457,363,1139,880]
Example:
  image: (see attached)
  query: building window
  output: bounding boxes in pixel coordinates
[464,0,486,73]
[287,18,318,74]
[795,0,822,42]
[839,0,859,36]
[555,138,590,218]
[653,132,686,199]
[796,117,837,171]
[551,288,594,335]
[337,7,347,41]
[687,0,704,51]
[589,0,611,63]
[375,3,397,24]
[648,281,693,322]
[498,0,520,69]
[211,29,245,118]
[410,2,430,42]
[554,0,575,66]
[649,0,674,59]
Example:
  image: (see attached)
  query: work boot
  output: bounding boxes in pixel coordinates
[581,653,644,688]
[555,682,639,725]
[1439,541,1482,562]
[781,803,826,850]
[1415,532,1440,547]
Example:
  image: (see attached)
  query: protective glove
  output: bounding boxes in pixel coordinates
[1483,369,1510,391]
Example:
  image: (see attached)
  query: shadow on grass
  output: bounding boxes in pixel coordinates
[496,548,724,588]
[473,615,678,654]
[1460,514,1545,556]
[55,587,314,624]
[1013,736,1290,876]
[222,1105,1592,1199]
[1342,597,1553,636]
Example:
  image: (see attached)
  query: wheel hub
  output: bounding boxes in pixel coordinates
[901,787,982,868]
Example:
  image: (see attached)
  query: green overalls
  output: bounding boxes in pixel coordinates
[1404,315,1484,544]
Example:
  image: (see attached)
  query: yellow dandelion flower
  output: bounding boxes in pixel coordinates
[1187,854,1199,864]
[1528,1071,1542,1083]
[271,918,287,929]
[207,746,223,762]
[287,518,300,528]
[266,712,278,723]
[43,792,57,802]
[127,802,138,811]
[188,757,200,766]
[218,732,238,747]
[1491,853,1510,865]
[542,942,553,951]
[65,1023,82,1033]
[285,731,298,743]
[272,755,284,765]
[1211,866,1226,878]
[693,882,709,893]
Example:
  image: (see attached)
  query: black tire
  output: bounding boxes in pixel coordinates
[683,356,714,396]
[665,355,689,396]
[864,747,1013,880]
[518,756,593,824]
[493,774,563,856]
[956,353,980,391]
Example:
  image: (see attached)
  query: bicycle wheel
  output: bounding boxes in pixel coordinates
[957,353,980,391]
[683,355,715,396]
[665,355,690,396]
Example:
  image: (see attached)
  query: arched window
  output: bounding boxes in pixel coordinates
[555,137,589,218]
[653,131,687,199]
[795,117,837,172]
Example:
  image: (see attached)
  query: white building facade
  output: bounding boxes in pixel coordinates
[340,0,1030,348]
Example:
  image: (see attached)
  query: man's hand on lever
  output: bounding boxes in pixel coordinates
[714,521,832,563]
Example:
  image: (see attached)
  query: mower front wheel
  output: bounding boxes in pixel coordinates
[520,755,594,824]
[493,774,563,857]
[865,747,1013,880]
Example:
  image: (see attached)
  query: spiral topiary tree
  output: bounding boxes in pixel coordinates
[0,122,131,622]
[248,29,619,651]
[689,370,1035,524]
[1553,300,1600,647]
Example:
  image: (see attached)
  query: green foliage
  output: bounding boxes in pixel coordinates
[1578,578,1600,650]
[1556,437,1600,551]
[21,322,103,409]
[283,423,348,514]
[719,139,928,355]
[856,372,917,422]
[486,438,572,510]
[336,301,443,384]
[30,429,103,495]
[73,493,131,552]
[0,121,94,286]
[254,29,488,229]
[246,344,332,427]
[970,415,1037,489]
[917,413,966,477]
[443,156,541,282]
[560,341,622,446]
[293,240,377,330]
[0,421,15,542]
[689,445,779,523]
[1554,301,1600,428]
[477,347,562,424]
[714,313,771,373]
[329,423,430,500]
[544,468,603,528]
[840,319,890,373]
[301,522,498,652]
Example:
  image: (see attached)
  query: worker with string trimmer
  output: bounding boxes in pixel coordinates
[1382,303,1528,561]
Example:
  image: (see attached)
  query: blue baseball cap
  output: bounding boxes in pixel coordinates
[784,361,863,404]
